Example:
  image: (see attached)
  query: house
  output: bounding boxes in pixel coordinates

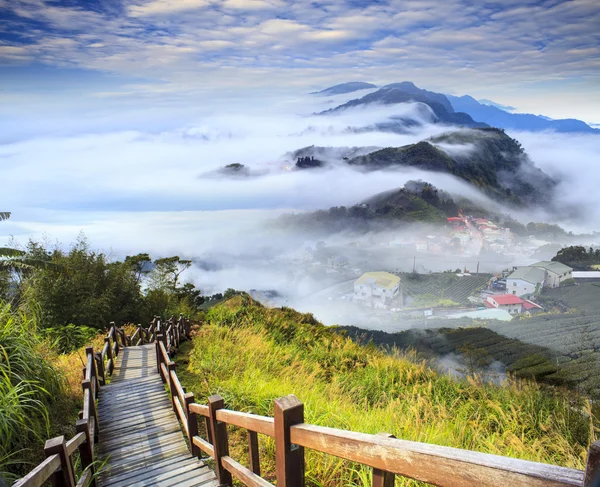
[485,294,525,314]
[506,266,546,297]
[327,256,349,270]
[354,272,401,308]
[530,261,573,288]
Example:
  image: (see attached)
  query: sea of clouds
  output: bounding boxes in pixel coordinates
[2,89,600,298]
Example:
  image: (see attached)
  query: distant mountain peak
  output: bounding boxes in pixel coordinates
[311,82,377,96]
[478,99,516,112]
[320,81,486,130]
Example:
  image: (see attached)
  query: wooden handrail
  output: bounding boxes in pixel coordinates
[13,321,130,487]
[12,454,61,487]
[16,314,599,487]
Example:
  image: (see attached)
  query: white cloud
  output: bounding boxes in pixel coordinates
[129,0,213,16]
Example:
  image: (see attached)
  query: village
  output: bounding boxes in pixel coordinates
[279,214,600,325]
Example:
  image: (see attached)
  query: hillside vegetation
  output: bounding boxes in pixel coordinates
[348,128,556,206]
[178,295,593,486]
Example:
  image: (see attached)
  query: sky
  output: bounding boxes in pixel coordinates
[1,0,599,121]
[1,0,600,299]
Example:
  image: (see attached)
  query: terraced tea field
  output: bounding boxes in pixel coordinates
[488,313,600,398]
[541,283,600,312]
[400,272,491,305]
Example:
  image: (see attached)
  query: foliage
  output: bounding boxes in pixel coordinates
[21,237,144,329]
[552,246,600,271]
[6,238,205,328]
[41,324,99,354]
[178,296,593,486]
[0,303,66,481]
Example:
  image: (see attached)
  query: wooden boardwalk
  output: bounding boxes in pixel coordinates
[96,344,218,487]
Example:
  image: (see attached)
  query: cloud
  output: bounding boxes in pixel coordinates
[128,0,212,16]
[0,0,598,121]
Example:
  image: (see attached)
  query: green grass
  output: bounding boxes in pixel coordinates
[0,302,99,482]
[177,295,593,486]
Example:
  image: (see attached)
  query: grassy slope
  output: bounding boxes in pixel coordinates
[178,296,591,486]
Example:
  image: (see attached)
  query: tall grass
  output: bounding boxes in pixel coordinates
[178,296,595,487]
[0,303,65,481]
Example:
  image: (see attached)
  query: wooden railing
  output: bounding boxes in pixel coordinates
[155,323,600,487]
[13,315,600,487]
[11,317,166,487]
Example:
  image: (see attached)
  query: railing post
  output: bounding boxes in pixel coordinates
[156,333,164,377]
[167,361,177,410]
[86,347,99,399]
[104,337,113,363]
[44,436,76,487]
[184,392,200,457]
[372,434,396,487]
[76,418,96,487]
[584,441,600,487]
[82,379,99,442]
[274,395,305,487]
[95,352,105,386]
[248,429,261,476]
[208,394,232,486]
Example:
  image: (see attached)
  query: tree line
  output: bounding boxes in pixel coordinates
[1,213,217,342]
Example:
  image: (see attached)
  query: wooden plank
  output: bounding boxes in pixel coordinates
[98,455,197,486]
[190,403,209,417]
[95,343,217,487]
[193,436,214,458]
[76,468,92,487]
[216,409,274,436]
[105,460,211,487]
[222,456,274,487]
[289,424,584,487]
[12,454,60,487]
[65,432,86,457]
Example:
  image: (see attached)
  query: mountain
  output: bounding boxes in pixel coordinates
[447,95,599,133]
[478,99,515,112]
[347,128,556,206]
[311,82,377,96]
[321,82,487,129]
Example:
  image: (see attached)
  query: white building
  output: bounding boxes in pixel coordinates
[327,256,349,270]
[354,272,401,308]
[506,267,546,297]
[530,261,573,288]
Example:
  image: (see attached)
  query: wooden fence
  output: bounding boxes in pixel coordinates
[12,316,600,487]
[10,316,182,487]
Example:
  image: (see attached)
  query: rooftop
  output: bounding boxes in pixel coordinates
[507,266,546,284]
[490,294,525,305]
[531,261,573,274]
[355,271,401,290]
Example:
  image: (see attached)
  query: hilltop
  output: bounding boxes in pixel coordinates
[175,295,590,485]
[321,81,487,129]
[348,128,556,206]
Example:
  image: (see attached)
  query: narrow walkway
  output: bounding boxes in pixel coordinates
[97,344,218,487]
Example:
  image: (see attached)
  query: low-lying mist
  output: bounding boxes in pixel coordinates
[3,91,600,328]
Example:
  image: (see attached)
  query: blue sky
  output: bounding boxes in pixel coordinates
[0,0,599,121]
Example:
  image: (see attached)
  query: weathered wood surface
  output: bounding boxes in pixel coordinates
[97,344,217,487]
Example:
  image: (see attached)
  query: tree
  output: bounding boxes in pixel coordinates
[124,253,152,283]
[21,237,143,328]
[149,257,192,291]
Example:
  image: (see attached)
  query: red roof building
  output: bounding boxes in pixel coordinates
[485,294,525,314]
